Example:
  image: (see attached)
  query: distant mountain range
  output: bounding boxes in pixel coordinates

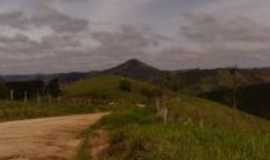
[1,59,162,83]
[2,72,91,83]
[2,59,270,86]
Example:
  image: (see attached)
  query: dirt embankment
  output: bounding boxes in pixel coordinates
[0,113,107,160]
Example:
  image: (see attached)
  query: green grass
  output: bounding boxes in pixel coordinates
[104,123,270,160]
[76,126,94,160]
[0,101,105,122]
[167,96,270,133]
[63,75,162,104]
[87,97,270,160]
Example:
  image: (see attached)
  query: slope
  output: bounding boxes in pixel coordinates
[90,96,270,160]
[63,75,163,104]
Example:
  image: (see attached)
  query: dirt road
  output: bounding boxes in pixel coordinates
[0,113,108,160]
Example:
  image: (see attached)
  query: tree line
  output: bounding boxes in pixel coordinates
[0,79,61,100]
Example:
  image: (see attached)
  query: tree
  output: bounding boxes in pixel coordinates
[119,79,132,92]
[140,87,162,100]
[0,82,9,99]
[160,73,182,92]
[230,67,239,109]
[217,68,242,109]
[46,79,61,97]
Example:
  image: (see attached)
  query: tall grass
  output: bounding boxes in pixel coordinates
[92,103,270,160]
[167,96,270,133]
[105,123,270,160]
[0,100,104,122]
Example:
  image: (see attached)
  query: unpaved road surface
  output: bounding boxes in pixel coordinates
[0,113,107,160]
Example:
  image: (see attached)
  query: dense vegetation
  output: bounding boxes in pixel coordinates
[5,79,61,100]
[202,83,270,119]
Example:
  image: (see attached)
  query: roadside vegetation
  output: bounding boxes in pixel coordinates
[77,95,270,160]
[88,102,270,160]
[0,101,100,122]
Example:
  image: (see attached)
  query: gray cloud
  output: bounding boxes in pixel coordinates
[0,11,28,30]
[181,14,270,43]
[0,32,83,60]
[170,13,270,68]
[1,0,270,74]
[88,25,163,64]
[0,24,164,74]
[30,7,89,33]
[0,7,88,33]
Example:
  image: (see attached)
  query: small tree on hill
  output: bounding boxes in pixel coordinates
[230,67,240,109]
[0,82,9,99]
[46,78,61,97]
[119,79,132,92]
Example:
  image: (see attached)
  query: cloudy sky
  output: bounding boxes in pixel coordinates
[0,0,270,74]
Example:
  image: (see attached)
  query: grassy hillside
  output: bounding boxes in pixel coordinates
[167,96,270,133]
[80,96,270,160]
[63,75,163,104]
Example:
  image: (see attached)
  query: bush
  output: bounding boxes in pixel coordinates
[0,82,9,99]
[119,79,132,92]
[140,87,162,100]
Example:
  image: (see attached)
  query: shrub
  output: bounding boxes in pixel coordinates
[119,79,132,92]
[0,82,9,99]
[140,87,162,100]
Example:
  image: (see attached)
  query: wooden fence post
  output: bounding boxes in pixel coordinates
[155,97,161,116]
[37,92,41,104]
[48,94,52,104]
[24,91,28,103]
[163,106,168,124]
[10,90,14,101]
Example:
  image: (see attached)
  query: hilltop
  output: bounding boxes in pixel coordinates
[63,75,164,104]
[101,59,164,82]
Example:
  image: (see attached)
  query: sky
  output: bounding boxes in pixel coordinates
[0,0,270,74]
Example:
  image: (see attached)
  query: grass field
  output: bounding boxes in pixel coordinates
[81,96,270,160]
[0,101,102,122]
